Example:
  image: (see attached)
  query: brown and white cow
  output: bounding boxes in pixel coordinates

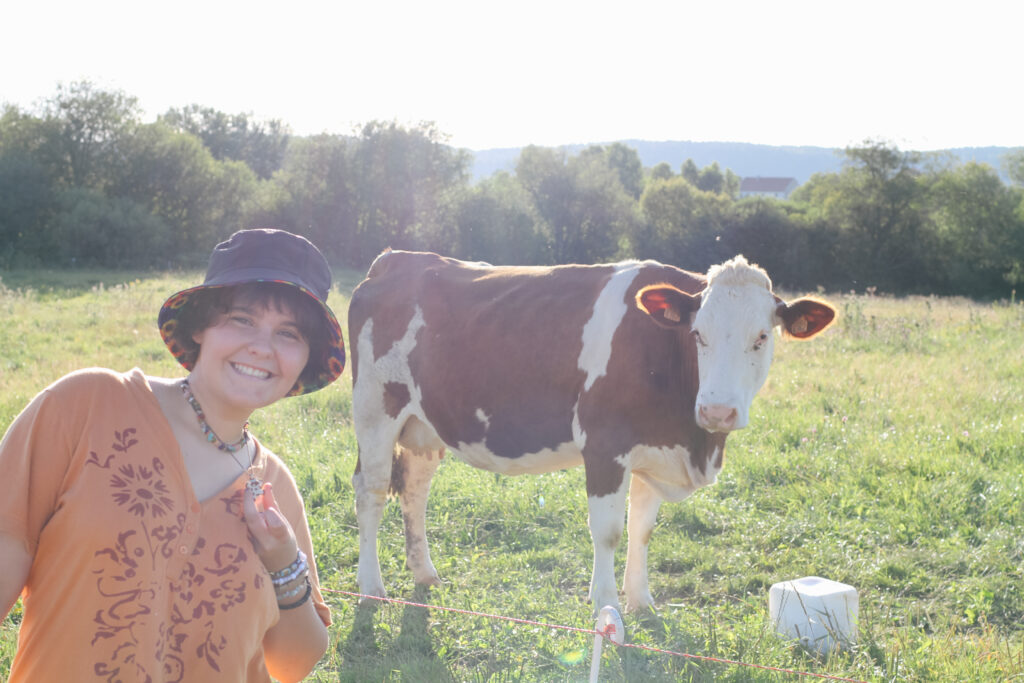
[348,250,835,612]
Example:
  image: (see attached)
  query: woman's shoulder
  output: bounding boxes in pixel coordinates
[7,369,158,445]
[44,367,149,396]
[30,369,162,417]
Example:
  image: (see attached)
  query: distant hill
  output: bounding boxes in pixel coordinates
[469,141,1017,185]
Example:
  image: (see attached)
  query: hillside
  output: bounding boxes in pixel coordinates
[469,140,1016,184]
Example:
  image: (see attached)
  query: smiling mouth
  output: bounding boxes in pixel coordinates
[232,363,271,380]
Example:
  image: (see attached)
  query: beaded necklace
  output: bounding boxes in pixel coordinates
[181,378,263,499]
[181,378,248,451]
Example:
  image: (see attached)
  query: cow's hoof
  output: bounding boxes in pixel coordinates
[357,583,387,604]
[625,592,655,613]
[414,572,442,588]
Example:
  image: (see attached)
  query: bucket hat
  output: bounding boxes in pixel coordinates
[158,229,345,396]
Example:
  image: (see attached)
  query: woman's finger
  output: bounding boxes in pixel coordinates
[244,482,299,570]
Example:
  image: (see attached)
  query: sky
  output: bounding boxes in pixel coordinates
[3,0,1021,152]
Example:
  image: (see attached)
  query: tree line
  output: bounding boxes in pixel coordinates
[2,82,1023,298]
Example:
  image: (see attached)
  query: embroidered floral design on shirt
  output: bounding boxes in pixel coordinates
[197,629,228,672]
[113,427,138,452]
[110,461,175,518]
[85,428,261,681]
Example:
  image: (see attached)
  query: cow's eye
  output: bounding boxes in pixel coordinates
[692,329,708,347]
[753,332,769,350]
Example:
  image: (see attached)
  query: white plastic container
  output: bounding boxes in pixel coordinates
[769,576,858,653]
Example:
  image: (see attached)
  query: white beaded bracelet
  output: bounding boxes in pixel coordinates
[269,550,307,581]
[271,557,309,587]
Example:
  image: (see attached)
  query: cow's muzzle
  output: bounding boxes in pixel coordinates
[697,404,739,433]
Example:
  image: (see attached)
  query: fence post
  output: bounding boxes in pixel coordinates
[589,605,625,682]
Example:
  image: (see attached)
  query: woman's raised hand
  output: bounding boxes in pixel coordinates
[243,483,299,573]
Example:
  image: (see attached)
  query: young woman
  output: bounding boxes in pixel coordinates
[0,229,346,682]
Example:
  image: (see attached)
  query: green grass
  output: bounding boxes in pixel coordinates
[2,271,1024,682]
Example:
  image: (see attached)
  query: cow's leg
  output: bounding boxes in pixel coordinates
[352,426,401,601]
[585,480,629,613]
[393,447,444,587]
[623,473,662,612]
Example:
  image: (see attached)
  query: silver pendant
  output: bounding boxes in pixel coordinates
[246,475,264,500]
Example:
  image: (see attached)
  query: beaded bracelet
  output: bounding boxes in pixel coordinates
[274,570,311,600]
[268,549,307,581]
[271,557,309,587]
[278,578,312,610]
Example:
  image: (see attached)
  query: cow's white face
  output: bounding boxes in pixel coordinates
[690,275,778,432]
[635,255,836,434]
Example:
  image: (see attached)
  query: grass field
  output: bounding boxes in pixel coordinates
[2,268,1023,682]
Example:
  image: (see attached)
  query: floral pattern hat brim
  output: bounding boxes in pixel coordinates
[157,229,345,397]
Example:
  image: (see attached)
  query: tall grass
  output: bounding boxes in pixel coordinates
[2,271,1023,682]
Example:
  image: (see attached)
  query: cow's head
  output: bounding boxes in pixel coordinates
[636,255,835,433]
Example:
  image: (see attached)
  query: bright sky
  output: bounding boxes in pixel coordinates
[3,0,1021,152]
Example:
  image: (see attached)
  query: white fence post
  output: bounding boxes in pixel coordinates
[589,605,625,682]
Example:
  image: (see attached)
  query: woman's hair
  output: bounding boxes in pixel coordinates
[173,282,328,386]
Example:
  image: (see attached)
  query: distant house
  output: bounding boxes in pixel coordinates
[739,177,799,200]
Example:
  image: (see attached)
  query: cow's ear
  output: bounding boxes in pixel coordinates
[636,284,702,328]
[775,297,837,339]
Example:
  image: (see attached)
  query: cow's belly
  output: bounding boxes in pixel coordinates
[628,443,723,501]
[450,440,583,475]
[396,413,583,475]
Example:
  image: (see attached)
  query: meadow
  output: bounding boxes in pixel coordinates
[1,268,1023,682]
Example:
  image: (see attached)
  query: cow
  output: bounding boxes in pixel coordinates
[348,250,835,612]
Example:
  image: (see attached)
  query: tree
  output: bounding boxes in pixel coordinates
[792,141,927,292]
[928,162,1024,295]
[50,187,171,266]
[695,161,725,194]
[0,149,56,267]
[648,162,673,183]
[254,134,356,263]
[666,159,740,197]
[450,172,549,265]
[844,141,928,290]
[680,158,699,185]
[43,81,141,189]
[515,146,636,264]
[349,121,470,266]
[161,105,291,180]
[569,149,639,262]
[111,122,259,260]
[723,197,838,290]
[636,176,732,269]
[603,142,644,199]
[0,104,59,179]
[1003,148,1024,187]
[691,161,740,197]
[514,146,573,262]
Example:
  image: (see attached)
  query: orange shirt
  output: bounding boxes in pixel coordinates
[0,368,330,682]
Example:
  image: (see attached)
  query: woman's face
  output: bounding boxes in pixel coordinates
[190,300,311,413]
